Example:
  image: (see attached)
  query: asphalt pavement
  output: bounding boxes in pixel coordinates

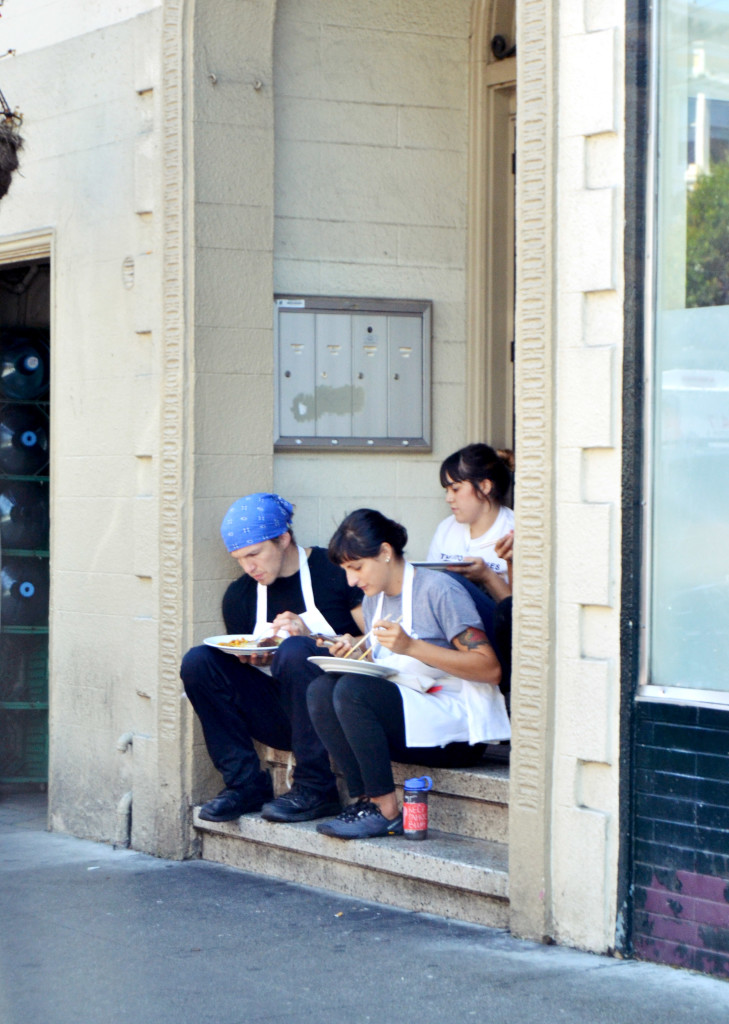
[1,790,728,1024]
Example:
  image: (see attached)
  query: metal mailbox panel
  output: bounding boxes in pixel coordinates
[388,315,424,438]
[314,313,352,437]
[278,310,317,437]
[274,296,431,451]
[351,314,388,438]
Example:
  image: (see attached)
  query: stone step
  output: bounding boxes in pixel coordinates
[392,760,509,843]
[194,811,510,929]
[256,745,510,843]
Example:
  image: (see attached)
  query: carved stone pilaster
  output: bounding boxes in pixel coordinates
[509,0,555,939]
[157,0,189,858]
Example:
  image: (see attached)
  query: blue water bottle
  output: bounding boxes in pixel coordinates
[403,775,433,840]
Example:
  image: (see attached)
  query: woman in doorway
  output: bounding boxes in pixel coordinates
[427,443,514,698]
[427,442,514,599]
[308,508,510,840]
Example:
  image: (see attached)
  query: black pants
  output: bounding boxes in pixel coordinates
[307,673,485,799]
[494,596,512,713]
[180,636,337,794]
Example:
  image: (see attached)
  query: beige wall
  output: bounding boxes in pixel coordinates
[185,0,278,807]
[189,0,277,634]
[0,5,166,846]
[272,0,472,558]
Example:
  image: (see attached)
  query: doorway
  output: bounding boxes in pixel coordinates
[467,1,516,453]
[0,259,51,789]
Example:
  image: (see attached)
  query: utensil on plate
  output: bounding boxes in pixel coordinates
[355,615,403,661]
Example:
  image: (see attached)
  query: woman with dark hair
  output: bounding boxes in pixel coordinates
[426,444,515,705]
[427,443,514,601]
[307,508,510,840]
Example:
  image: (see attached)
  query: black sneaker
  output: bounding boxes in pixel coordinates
[198,775,273,822]
[316,799,403,840]
[261,784,341,823]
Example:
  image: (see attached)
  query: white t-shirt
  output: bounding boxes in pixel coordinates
[426,505,515,582]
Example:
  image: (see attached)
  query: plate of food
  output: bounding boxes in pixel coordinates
[204,634,283,656]
[411,560,476,570]
[307,656,396,679]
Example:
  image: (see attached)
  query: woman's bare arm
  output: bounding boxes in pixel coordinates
[373,621,501,685]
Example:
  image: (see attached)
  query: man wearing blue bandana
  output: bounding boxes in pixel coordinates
[181,493,364,823]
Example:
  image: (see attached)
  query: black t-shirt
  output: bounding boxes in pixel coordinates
[221,546,362,635]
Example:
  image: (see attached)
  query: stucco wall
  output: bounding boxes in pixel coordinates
[0,3,165,846]
[271,0,472,557]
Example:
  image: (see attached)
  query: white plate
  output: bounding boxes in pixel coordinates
[411,560,476,570]
[307,655,396,679]
[204,634,280,656]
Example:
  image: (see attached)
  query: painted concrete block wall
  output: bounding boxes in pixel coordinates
[551,0,625,951]
[185,0,278,806]
[0,7,165,845]
[271,0,472,556]
[190,0,277,624]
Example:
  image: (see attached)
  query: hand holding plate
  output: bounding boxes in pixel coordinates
[238,650,275,667]
[332,634,358,657]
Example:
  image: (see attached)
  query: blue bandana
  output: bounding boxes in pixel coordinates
[220,493,294,552]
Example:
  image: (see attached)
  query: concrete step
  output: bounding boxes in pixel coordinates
[256,746,510,844]
[392,760,509,843]
[195,749,511,928]
[194,811,510,928]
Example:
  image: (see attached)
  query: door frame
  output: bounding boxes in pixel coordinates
[466,7,516,447]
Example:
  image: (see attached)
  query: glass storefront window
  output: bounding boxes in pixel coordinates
[650,0,729,693]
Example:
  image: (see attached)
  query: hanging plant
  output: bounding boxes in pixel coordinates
[0,86,23,201]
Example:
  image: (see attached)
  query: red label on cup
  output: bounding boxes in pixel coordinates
[403,802,428,831]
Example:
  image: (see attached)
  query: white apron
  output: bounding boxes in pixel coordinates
[253,546,336,676]
[371,562,511,747]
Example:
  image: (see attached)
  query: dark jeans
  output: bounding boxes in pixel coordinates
[494,596,512,711]
[307,673,485,799]
[448,574,511,706]
[180,635,337,795]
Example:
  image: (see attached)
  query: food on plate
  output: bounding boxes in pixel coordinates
[221,635,282,650]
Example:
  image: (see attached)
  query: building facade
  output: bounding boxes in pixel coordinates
[0,0,726,976]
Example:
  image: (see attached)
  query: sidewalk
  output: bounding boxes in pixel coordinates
[1,791,727,1024]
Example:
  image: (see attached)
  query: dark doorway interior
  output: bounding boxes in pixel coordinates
[0,260,51,789]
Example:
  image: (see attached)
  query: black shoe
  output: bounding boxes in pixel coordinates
[199,775,273,822]
[260,783,341,823]
[316,799,403,840]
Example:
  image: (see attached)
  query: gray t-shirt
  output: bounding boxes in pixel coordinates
[363,566,482,648]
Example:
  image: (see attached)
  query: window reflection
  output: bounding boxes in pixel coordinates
[651,0,729,691]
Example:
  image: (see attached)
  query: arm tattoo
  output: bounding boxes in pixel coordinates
[455,626,491,651]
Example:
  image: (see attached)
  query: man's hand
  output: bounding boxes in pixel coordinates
[270,611,309,636]
[236,651,275,667]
